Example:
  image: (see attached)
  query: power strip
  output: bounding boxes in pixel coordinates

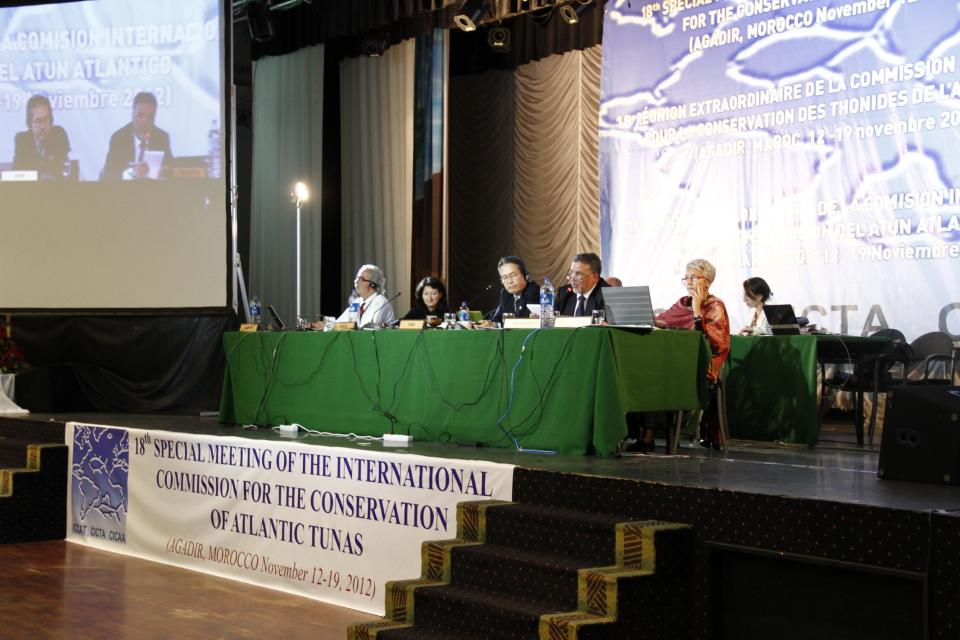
[383,433,413,444]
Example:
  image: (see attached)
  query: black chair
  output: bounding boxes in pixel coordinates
[865,330,958,444]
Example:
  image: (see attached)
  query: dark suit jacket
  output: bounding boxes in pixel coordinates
[13,127,70,179]
[101,123,173,180]
[487,280,541,323]
[555,278,611,316]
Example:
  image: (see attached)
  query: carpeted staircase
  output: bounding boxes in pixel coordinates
[349,499,692,640]
[0,417,68,543]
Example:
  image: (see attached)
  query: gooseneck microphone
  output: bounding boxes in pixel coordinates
[465,280,498,309]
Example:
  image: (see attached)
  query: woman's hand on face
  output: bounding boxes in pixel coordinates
[691,279,708,313]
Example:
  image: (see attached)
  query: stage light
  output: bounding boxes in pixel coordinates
[294,181,309,203]
[290,181,312,328]
[487,26,511,53]
[246,0,275,42]
[559,4,578,24]
[361,30,388,57]
[454,0,485,32]
[575,0,595,17]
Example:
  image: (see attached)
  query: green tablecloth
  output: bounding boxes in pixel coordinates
[725,334,892,446]
[726,335,820,445]
[219,327,710,456]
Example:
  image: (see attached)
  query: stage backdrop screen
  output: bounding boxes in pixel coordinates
[600,0,960,338]
[0,0,227,309]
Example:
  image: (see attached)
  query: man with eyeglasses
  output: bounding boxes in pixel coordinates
[335,264,397,329]
[13,94,71,180]
[486,256,540,324]
[555,252,610,317]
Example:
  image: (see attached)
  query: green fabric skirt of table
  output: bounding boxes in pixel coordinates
[726,335,820,446]
[219,327,710,456]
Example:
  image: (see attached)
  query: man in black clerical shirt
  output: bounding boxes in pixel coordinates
[101,91,173,180]
[555,252,610,317]
[487,256,540,323]
[13,95,71,180]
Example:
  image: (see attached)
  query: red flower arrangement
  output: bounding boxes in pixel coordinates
[0,324,24,374]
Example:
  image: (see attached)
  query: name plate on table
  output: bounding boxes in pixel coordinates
[0,170,37,181]
[238,323,259,332]
[398,320,424,330]
[333,322,356,331]
[503,318,540,329]
[555,316,593,328]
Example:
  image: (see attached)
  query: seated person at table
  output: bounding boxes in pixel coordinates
[486,256,540,323]
[403,276,450,321]
[555,252,610,317]
[739,276,773,336]
[336,264,397,329]
[606,276,623,287]
[13,95,71,180]
[628,258,730,452]
[101,91,173,180]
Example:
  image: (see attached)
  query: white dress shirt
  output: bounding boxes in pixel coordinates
[336,292,397,328]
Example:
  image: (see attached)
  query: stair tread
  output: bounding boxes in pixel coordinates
[457,541,604,569]
[415,583,567,619]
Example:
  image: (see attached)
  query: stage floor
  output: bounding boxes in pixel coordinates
[30,411,960,514]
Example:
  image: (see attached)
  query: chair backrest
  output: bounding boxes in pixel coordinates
[910,331,954,359]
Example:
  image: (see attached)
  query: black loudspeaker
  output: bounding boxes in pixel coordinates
[878,385,960,485]
[246,0,274,42]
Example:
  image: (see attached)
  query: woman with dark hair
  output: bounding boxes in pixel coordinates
[403,276,450,320]
[740,276,773,335]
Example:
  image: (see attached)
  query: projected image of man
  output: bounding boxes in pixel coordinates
[101,92,173,181]
[13,95,71,180]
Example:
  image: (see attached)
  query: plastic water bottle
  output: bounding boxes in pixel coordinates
[249,295,261,326]
[540,277,555,328]
[207,120,221,178]
[348,294,361,324]
[458,301,470,322]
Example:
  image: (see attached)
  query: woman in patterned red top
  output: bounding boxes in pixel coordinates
[629,258,730,452]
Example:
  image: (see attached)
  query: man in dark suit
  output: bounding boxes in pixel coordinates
[101,91,173,180]
[555,252,610,317]
[486,256,541,323]
[13,95,71,180]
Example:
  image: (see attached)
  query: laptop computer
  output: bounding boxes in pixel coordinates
[763,304,801,335]
[602,286,655,327]
[267,304,286,331]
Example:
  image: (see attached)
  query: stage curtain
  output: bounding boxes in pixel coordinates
[250,45,326,326]
[448,68,516,310]
[513,45,602,285]
[340,39,415,317]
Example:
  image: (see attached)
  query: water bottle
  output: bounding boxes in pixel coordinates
[539,277,555,328]
[207,120,221,178]
[348,294,361,324]
[458,301,470,323]
[249,295,261,326]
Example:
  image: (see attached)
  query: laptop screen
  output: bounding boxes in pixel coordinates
[763,304,800,335]
[602,286,654,327]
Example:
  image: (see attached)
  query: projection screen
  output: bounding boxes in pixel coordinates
[0,0,228,310]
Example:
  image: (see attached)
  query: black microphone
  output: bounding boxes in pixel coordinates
[360,291,403,328]
[465,280,498,308]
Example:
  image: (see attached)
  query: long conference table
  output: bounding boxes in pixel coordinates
[219,327,711,456]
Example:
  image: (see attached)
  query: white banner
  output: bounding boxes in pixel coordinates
[599,0,960,340]
[67,422,514,614]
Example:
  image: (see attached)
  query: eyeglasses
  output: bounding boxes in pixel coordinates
[567,271,594,281]
[680,275,703,283]
[499,272,521,282]
[354,277,374,285]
